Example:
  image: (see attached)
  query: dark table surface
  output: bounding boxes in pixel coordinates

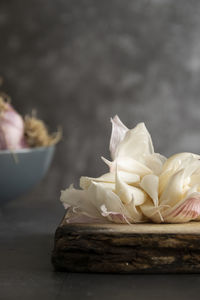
[1,195,200,300]
[2,0,200,298]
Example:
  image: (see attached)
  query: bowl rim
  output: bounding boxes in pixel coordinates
[0,144,55,155]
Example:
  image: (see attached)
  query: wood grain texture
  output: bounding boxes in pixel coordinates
[52,216,200,273]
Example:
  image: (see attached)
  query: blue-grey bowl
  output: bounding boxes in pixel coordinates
[0,145,55,202]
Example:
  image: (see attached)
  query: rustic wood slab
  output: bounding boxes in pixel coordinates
[52,215,200,273]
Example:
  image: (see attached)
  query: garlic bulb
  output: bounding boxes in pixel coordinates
[141,153,200,223]
[61,116,200,224]
[0,96,28,150]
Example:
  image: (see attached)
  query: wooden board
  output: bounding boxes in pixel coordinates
[52,215,200,273]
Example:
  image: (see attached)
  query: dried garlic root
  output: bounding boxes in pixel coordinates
[24,115,62,148]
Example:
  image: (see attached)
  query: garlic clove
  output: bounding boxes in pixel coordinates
[144,153,166,175]
[102,156,153,176]
[125,198,148,223]
[116,171,140,184]
[60,185,104,222]
[80,171,140,190]
[140,198,163,223]
[140,174,159,207]
[87,181,132,223]
[65,210,106,224]
[159,168,178,196]
[100,204,130,224]
[191,173,200,187]
[158,157,196,196]
[160,169,185,207]
[115,169,146,205]
[163,192,200,223]
[159,157,200,204]
[116,122,154,160]
[162,153,200,174]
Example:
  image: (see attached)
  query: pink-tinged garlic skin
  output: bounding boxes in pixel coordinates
[60,115,200,224]
[0,103,28,150]
[100,204,131,224]
[0,126,7,149]
[163,194,200,223]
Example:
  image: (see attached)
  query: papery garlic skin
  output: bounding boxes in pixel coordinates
[60,115,200,224]
[61,116,162,224]
[61,172,148,224]
[104,119,166,176]
[109,115,128,160]
[140,153,200,223]
[0,100,28,150]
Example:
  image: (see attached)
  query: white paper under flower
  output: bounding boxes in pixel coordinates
[61,116,200,224]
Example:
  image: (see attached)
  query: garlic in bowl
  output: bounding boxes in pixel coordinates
[0,146,55,202]
[0,93,61,202]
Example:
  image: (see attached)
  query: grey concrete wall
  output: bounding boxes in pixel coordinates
[1,0,200,202]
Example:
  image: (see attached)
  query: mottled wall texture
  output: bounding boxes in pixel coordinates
[1,0,200,203]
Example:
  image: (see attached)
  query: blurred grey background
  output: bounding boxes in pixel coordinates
[2,2,200,298]
[1,0,200,204]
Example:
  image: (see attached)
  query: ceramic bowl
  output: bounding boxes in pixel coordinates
[0,145,55,202]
